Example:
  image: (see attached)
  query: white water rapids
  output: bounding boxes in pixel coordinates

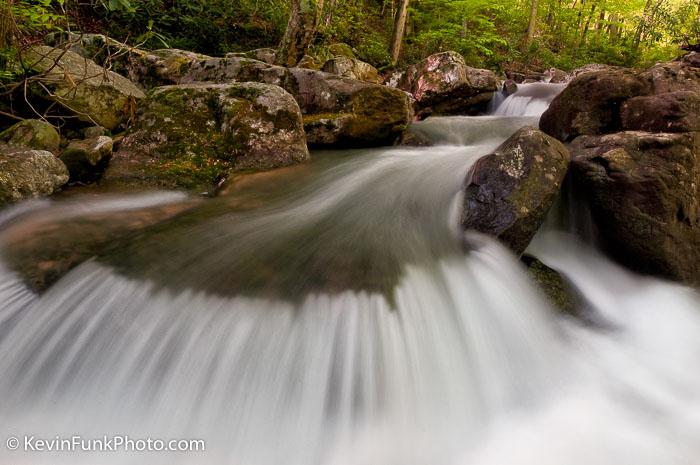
[0,86,699,465]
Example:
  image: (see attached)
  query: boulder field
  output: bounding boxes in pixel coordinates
[540,52,700,285]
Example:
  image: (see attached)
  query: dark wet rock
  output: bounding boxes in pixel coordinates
[504,70,544,83]
[570,131,700,284]
[461,127,570,255]
[0,119,60,153]
[103,82,309,191]
[522,255,581,315]
[502,79,518,96]
[544,68,568,83]
[639,58,700,95]
[385,51,497,116]
[540,69,651,142]
[322,57,380,83]
[621,91,700,133]
[60,136,113,183]
[23,46,145,130]
[0,147,68,206]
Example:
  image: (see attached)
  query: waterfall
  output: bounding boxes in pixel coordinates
[0,100,699,465]
[492,82,566,117]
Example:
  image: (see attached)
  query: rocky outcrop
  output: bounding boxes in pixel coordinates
[103,82,309,191]
[226,48,277,64]
[621,91,700,133]
[386,51,497,116]
[0,119,60,153]
[542,52,700,285]
[43,41,411,148]
[322,57,380,83]
[60,136,113,183]
[179,59,412,147]
[461,127,570,255]
[540,69,651,142]
[0,147,69,206]
[23,46,145,130]
[570,131,700,284]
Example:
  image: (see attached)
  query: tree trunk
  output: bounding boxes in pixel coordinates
[524,0,539,47]
[389,0,410,65]
[577,3,596,48]
[632,0,654,51]
[276,0,324,67]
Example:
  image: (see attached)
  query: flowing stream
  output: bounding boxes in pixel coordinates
[0,85,699,465]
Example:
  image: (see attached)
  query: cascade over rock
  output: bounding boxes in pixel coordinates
[543,52,700,285]
[385,51,497,116]
[571,131,700,285]
[103,82,309,191]
[461,126,570,255]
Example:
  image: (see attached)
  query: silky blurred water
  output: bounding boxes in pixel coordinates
[0,86,698,465]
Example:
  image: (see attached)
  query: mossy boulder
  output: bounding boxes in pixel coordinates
[386,51,497,116]
[327,43,356,59]
[523,255,580,315]
[570,131,700,285]
[23,46,145,130]
[0,119,60,153]
[177,58,412,147]
[103,82,309,191]
[461,127,570,255]
[60,136,113,183]
[322,56,380,83]
[0,147,68,206]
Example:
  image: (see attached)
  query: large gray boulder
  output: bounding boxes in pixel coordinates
[570,131,700,285]
[386,51,498,116]
[103,82,309,191]
[461,127,570,255]
[0,147,69,206]
[322,56,380,83]
[23,46,146,130]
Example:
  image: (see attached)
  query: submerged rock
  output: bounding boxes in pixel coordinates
[103,82,309,191]
[461,127,570,255]
[0,148,68,206]
[523,255,581,316]
[570,131,700,285]
[60,136,113,183]
[23,46,145,130]
[0,119,60,153]
[386,51,497,116]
